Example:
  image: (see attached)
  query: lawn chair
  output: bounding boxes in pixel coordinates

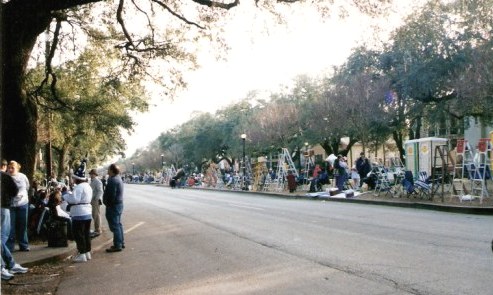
[414,171,434,199]
[402,170,418,198]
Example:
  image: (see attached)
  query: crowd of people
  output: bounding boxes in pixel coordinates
[129,152,374,194]
[301,152,372,193]
[1,159,126,281]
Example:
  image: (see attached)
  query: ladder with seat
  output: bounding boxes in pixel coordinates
[389,157,405,174]
[387,157,406,197]
[271,148,299,192]
[373,163,392,197]
[468,138,491,203]
[302,152,314,191]
[452,139,474,202]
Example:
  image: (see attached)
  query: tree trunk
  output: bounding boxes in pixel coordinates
[53,144,69,179]
[1,2,52,181]
[392,130,405,163]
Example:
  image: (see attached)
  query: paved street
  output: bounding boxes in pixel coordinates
[56,184,493,294]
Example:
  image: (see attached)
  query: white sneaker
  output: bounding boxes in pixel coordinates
[73,253,87,263]
[9,263,28,274]
[85,252,92,260]
[1,267,14,280]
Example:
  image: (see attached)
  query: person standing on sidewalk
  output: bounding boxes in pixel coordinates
[1,160,28,280]
[355,152,371,190]
[89,169,103,238]
[6,161,30,252]
[103,164,125,253]
[65,160,93,263]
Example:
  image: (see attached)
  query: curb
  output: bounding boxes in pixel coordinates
[164,185,493,215]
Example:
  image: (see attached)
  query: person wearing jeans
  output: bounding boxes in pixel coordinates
[1,208,28,280]
[105,203,124,251]
[6,161,30,252]
[103,164,125,252]
[1,160,28,280]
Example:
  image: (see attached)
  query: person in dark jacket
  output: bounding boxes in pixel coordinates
[355,152,371,189]
[103,164,125,252]
[286,171,297,193]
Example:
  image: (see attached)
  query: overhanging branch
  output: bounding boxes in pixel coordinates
[191,0,240,9]
[31,15,70,111]
[151,0,205,29]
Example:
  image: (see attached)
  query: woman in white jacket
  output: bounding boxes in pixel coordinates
[64,160,92,262]
[7,161,30,252]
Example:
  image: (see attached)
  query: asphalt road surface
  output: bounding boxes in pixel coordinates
[56,184,493,295]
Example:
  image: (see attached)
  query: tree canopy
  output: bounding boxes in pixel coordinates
[123,0,493,173]
[1,0,404,181]
[2,0,492,181]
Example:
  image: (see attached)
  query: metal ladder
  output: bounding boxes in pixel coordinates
[272,148,299,192]
[302,152,314,191]
[452,139,474,202]
[469,138,491,203]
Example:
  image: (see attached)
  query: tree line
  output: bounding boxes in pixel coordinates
[2,0,491,181]
[127,1,493,173]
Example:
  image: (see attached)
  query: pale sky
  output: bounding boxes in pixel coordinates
[124,2,422,156]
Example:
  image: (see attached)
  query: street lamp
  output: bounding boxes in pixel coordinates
[241,134,247,190]
[132,162,135,175]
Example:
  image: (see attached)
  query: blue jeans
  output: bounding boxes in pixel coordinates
[105,204,124,248]
[8,204,29,251]
[1,208,15,269]
[335,174,346,191]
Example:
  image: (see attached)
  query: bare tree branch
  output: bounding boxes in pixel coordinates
[31,16,70,111]
[117,0,135,49]
[191,0,240,9]
[130,0,155,43]
[151,0,206,29]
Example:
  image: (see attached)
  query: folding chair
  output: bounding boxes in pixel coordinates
[414,171,434,199]
[402,170,418,198]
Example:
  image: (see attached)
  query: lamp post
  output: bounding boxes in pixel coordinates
[132,162,135,175]
[241,133,247,190]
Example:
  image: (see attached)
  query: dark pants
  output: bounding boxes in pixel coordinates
[72,219,91,254]
[358,173,366,187]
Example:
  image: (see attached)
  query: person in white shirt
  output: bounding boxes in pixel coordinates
[64,160,92,263]
[6,161,30,252]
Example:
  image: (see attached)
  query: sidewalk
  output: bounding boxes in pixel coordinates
[15,231,113,268]
[14,188,493,268]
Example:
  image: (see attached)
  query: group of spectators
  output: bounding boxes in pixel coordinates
[302,152,372,193]
[332,153,372,192]
[126,153,373,194]
[1,159,127,281]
